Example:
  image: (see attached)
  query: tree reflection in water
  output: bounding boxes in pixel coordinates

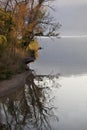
[0,70,59,130]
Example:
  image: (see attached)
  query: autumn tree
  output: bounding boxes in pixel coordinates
[0,0,60,80]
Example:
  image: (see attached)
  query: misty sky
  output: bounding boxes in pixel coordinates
[52,0,87,36]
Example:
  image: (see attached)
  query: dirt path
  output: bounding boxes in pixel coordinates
[0,71,30,97]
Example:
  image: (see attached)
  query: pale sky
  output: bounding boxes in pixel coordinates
[52,0,87,36]
[55,0,87,6]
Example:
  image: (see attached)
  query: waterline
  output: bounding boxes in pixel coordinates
[61,35,87,38]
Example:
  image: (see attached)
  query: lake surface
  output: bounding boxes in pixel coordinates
[31,37,87,76]
[0,37,87,130]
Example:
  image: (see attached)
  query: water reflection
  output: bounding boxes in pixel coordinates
[0,70,59,130]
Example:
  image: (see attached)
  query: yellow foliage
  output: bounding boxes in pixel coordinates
[0,35,7,46]
[14,3,28,31]
[28,40,39,51]
[28,20,37,32]
[35,51,39,58]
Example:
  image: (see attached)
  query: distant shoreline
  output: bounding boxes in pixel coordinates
[60,35,87,38]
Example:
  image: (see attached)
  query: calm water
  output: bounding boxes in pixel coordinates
[31,37,87,76]
[0,38,87,130]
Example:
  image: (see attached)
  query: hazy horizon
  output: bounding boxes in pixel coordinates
[52,0,87,36]
[60,35,87,38]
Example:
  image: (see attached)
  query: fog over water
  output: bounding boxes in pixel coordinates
[1,1,87,130]
[30,2,87,128]
[30,36,87,130]
[31,37,87,76]
[31,0,87,76]
[51,74,87,130]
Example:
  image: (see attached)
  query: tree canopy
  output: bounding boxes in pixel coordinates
[0,0,60,80]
